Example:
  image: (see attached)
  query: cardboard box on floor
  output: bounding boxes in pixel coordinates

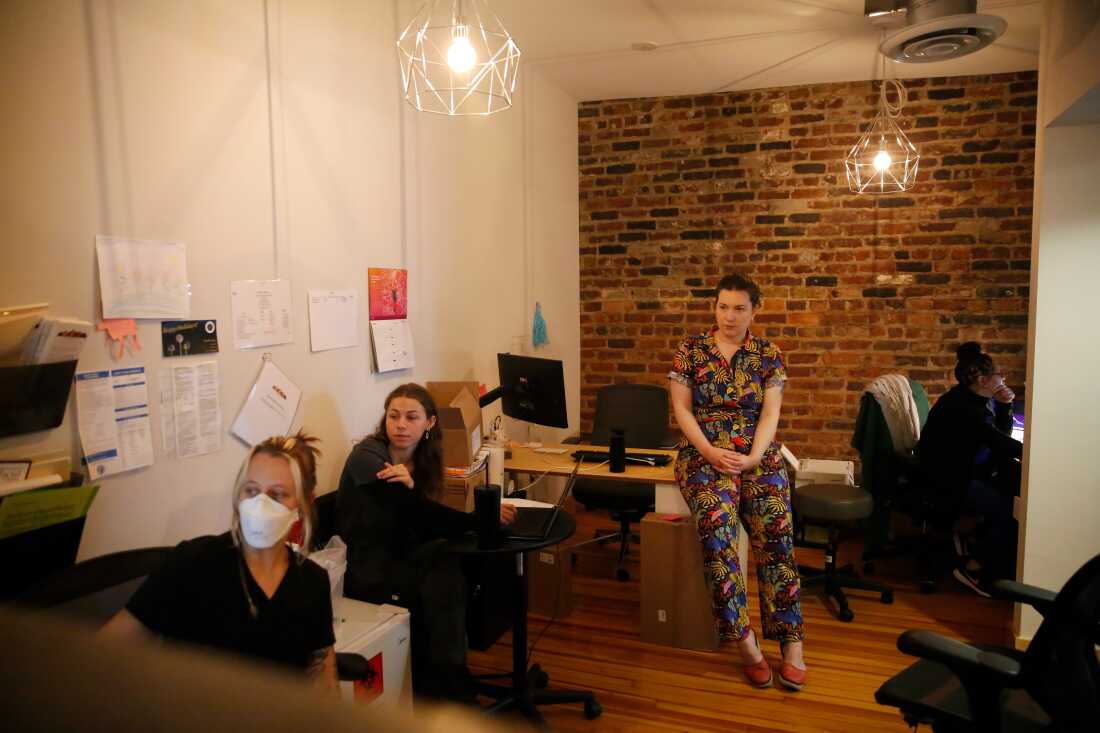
[426,381,483,469]
[527,543,572,619]
[640,513,719,651]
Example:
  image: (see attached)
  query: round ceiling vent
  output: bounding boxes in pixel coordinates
[880,13,1006,63]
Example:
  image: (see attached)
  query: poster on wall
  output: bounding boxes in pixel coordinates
[367,268,408,320]
[307,290,358,352]
[158,360,222,459]
[95,236,191,319]
[370,319,414,372]
[230,280,293,350]
[73,367,154,478]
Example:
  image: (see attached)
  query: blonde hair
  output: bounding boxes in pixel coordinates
[230,430,321,557]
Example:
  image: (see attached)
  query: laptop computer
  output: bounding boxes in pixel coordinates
[505,459,581,541]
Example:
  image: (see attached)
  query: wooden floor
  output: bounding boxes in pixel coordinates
[468,508,1014,732]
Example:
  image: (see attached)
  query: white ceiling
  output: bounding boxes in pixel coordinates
[474,0,1041,101]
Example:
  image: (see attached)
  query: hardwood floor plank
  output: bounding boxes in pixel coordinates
[467,508,1012,731]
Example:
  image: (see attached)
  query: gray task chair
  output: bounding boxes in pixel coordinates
[567,383,675,581]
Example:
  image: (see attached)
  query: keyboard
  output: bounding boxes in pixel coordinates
[571,450,671,467]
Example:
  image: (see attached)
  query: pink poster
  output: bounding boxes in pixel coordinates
[367,268,408,320]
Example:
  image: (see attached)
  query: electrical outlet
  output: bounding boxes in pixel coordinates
[657,609,667,623]
[539,551,555,565]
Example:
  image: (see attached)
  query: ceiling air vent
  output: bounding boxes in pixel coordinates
[868,0,1007,63]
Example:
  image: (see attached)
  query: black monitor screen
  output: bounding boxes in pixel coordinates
[497,354,568,429]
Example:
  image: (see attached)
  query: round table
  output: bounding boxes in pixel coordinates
[447,512,602,724]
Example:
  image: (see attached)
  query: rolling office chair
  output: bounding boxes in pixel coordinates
[792,482,894,622]
[875,551,1100,732]
[567,383,674,581]
[12,542,372,685]
[851,377,946,593]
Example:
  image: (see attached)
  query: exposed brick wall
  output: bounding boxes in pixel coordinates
[578,71,1036,461]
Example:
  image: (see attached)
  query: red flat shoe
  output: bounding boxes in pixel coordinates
[777,662,806,691]
[743,656,773,688]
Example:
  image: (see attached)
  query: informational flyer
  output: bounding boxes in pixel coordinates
[230,279,293,350]
[367,268,408,320]
[307,289,358,352]
[167,360,222,459]
[95,236,190,319]
[230,359,302,446]
[74,371,123,478]
[110,366,154,472]
[370,319,414,372]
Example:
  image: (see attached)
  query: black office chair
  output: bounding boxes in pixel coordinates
[567,383,674,581]
[12,544,371,685]
[852,380,947,593]
[875,551,1100,732]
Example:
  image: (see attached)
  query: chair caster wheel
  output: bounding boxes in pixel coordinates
[584,700,603,719]
[616,568,630,582]
[838,607,855,622]
[528,664,549,689]
[881,589,894,604]
[919,580,936,594]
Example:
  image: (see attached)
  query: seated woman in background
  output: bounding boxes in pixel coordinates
[102,431,337,690]
[917,342,1022,597]
[338,383,514,703]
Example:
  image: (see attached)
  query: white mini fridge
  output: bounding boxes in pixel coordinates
[334,598,413,713]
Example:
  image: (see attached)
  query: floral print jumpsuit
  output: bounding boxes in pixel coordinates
[669,327,804,643]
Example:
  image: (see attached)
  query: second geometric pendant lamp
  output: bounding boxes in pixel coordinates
[397,0,521,116]
[845,78,920,194]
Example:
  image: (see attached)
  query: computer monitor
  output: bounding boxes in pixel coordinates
[482,354,568,429]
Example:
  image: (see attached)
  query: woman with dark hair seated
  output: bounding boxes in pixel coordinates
[337,383,514,702]
[917,342,1022,597]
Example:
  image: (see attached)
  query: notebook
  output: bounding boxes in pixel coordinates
[506,459,581,541]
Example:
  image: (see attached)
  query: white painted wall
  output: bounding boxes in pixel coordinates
[0,0,579,558]
[1037,0,1100,127]
[1016,0,1100,641]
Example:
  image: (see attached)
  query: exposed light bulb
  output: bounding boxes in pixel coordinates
[447,26,476,73]
[873,149,892,172]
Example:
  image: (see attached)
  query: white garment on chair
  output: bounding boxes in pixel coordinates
[867,374,921,454]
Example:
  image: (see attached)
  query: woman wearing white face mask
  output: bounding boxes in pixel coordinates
[102,431,337,691]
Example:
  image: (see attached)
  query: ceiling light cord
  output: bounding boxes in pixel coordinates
[879,78,907,119]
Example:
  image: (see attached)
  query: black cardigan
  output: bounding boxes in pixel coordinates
[916,384,1021,496]
[336,437,476,605]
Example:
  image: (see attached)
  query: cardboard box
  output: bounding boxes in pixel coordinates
[527,543,573,619]
[796,458,854,487]
[426,381,483,468]
[640,513,719,651]
[440,474,484,512]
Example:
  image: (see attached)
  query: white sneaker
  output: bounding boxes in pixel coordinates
[953,567,992,598]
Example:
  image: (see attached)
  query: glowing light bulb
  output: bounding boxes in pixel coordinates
[447,26,476,73]
[872,149,892,172]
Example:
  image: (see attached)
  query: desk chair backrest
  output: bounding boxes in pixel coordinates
[13,546,171,626]
[851,376,929,499]
[590,383,669,448]
[1022,552,1100,730]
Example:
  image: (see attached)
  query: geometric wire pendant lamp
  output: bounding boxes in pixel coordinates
[397,0,521,116]
[845,78,920,194]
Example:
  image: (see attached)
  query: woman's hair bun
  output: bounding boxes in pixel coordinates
[956,341,982,361]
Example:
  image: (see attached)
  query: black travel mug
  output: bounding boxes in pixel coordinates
[609,428,626,473]
[475,484,502,548]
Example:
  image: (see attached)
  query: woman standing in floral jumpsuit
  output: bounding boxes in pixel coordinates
[668,273,806,691]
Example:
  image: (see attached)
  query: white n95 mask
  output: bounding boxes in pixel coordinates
[238,493,296,549]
